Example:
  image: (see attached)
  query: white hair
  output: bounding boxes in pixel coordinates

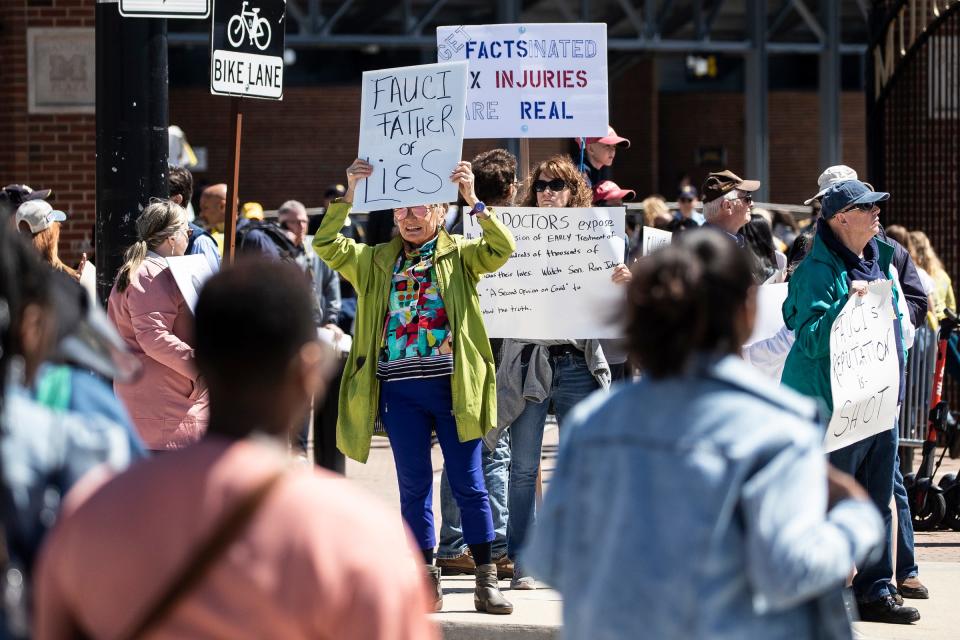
[702,190,740,222]
[277,200,307,218]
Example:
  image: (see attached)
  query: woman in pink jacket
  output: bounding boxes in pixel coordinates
[108,201,208,451]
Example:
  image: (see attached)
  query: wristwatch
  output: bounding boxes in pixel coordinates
[468,201,486,216]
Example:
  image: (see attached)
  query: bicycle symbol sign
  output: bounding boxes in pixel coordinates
[211,0,285,100]
[227,2,272,50]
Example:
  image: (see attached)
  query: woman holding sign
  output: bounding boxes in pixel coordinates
[313,158,516,615]
[501,155,629,590]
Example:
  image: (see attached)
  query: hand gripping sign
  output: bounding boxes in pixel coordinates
[353,61,468,212]
[825,280,901,453]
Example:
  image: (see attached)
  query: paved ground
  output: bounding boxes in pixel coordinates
[342,423,960,638]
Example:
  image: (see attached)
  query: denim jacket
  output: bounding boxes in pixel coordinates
[523,355,883,640]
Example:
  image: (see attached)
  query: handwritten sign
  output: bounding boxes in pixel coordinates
[436,23,608,138]
[463,207,625,339]
[641,226,672,256]
[354,61,468,212]
[825,280,900,453]
[166,254,215,314]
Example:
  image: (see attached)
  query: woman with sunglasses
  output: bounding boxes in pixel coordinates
[497,155,629,589]
[108,200,209,453]
[313,158,516,615]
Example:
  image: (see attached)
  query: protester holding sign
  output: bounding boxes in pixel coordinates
[523,231,883,640]
[780,180,917,625]
[313,157,516,615]
[498,155,627,589]
[107,201,209,452]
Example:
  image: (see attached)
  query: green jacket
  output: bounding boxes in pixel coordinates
[313,202,516,462]
[781,233,904,418]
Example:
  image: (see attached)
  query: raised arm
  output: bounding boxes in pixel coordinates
[451,160,516,278]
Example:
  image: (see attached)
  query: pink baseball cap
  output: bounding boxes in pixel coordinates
[593,180,636,203]
[582,126,631,149]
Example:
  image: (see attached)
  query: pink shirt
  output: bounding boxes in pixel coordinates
[35,437,438,640]
[107,254,208,449]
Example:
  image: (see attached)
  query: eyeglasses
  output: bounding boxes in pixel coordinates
[533,179,568,193]
[393,206,431,220]
[176,225,193,238]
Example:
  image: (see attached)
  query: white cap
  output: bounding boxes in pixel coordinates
[803,165,859,205]
[15,199,67,234]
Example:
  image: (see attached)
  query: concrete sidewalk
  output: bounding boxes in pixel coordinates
[344,424,960,639]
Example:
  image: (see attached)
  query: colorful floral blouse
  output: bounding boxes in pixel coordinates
[376,236,454,380]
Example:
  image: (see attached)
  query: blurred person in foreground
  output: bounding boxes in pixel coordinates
[781,181,918,624]
[0,226,135,639]
[314,158,515,614]
[524,231,884,640]
[108,201,209,452]
[35,260,438,640]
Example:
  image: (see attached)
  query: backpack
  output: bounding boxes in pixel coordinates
[236,220,300,263]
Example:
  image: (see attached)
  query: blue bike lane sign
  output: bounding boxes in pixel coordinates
[210,0,285,99]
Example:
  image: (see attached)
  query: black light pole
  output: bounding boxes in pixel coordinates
[95,2,169,305]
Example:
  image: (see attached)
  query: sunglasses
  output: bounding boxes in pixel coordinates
[734,193,753,204]
[533,179,568,193]
[678,197,693,203]
[393,206,431,220]
[839,203,878,215]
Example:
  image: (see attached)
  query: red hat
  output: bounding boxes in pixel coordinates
[593,180,636,203]
[583,126,631,149]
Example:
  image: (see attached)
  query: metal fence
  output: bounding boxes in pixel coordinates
[899,325,938,445]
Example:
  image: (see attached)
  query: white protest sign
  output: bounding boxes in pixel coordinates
[166,254,215,314]
[825,280,900,453]
[641,226,672,256]
[354,61,468,212]
[436,23,608,138]
[745,282,789,346]
[463,207,625,339]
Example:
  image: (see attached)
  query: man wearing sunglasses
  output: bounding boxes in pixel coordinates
[782,179,920,625]
[700,170,760,245]
[313,158,516,615]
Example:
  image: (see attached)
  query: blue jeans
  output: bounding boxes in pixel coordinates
[438,428,510,559]
[829,425,898,601]
[379,376,494,550]
[507,352,600,565]
[894,450,918,582]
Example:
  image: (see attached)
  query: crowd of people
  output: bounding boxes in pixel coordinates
[0,116,957,638]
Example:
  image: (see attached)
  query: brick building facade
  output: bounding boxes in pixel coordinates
[0,0,96,266]
[2,6,867,265]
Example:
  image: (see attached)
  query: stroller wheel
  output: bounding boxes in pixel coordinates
[942,483,960,532]
[911,487,947,532]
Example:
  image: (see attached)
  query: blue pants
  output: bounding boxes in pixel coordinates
[829,425,897,601]
[379,376,494,551]
[893,451,918,581]
[438,428,510,559]
[507,352,600,564]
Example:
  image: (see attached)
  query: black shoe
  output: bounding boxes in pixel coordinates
[889,586,903,606]
[857,595,920,624]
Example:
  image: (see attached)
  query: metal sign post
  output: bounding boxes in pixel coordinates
[210,0,285,263]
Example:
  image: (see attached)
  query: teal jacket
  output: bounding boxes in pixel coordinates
[313,202,516,462]
[780,234,905,419]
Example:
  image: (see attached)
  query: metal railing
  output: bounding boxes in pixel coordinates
[899,325,938,445]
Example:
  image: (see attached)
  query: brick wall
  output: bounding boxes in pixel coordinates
[659,90,867,204]
[0,0,96,265]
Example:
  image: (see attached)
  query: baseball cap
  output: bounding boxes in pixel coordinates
[241,201,264,220]
[803,165,859,205]
[593,180,636,203]
[820,180,889,219]
[3,183,52,205]
[16,199,67,234]
[583,126,631,149]
[700,170,761,204]
[678,185,698,200]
